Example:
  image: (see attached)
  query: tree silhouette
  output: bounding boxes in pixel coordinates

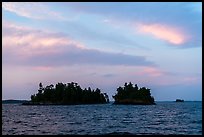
[29,82,109,105]
[113,82,155,105]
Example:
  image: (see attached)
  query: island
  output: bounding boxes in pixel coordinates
[112,82,155,105]
[2,99,29,104]
[176,99,184,102]
[22,82,109,105]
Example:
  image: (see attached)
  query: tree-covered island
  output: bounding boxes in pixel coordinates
[113,82,155,105]
[23,82,109,105]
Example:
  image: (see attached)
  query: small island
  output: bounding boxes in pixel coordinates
[22,82,109,105]
[112,82,155,105]
[176,99,184,102]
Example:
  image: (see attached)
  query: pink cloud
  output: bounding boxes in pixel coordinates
[2,2,66,20]
[3,21,155,67]
[138,23,187,45]
[2,22,85,57]
[31,66,53,71]
[135,67,164,77]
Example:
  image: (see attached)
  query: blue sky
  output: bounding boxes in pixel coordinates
[2,2,202,101]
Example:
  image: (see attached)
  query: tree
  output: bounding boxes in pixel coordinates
[113,82,155,105]
[103,93,109,103]
[29,82,109,105]
[135,84,138,91]
[38,82,43,94]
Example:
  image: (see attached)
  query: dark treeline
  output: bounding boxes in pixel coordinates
[25,82,155,105]
[30,82,109,105]
[113,82,155,105]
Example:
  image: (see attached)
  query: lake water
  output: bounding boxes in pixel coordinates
[2,101,202,135]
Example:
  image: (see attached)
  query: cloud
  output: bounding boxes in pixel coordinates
[20,45,155,67]
[2,2,65,20]
[31,66,53,71]
[137,23,187,45]
[66,2,201,48]
[102,73,116,78]
[4,2,200,48]
[139,67,164,77]
[67,2,201,27]
[2,21,84,64]
[61,18,147,50]
[3,22,155,67]
[182,76,200,84]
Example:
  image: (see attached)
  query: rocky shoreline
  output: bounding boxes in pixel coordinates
[113,99,156,105]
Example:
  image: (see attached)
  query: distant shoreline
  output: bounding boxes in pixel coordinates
[2,100,29,104]
[2,100,202,104]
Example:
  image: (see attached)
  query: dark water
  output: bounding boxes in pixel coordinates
[2,101,202,135]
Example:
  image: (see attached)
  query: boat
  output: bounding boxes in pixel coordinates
[176,99,184,102]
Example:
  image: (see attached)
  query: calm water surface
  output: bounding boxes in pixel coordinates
[2,101,202,135]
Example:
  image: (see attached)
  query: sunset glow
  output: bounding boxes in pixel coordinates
[138,23,186,45]
[2,2,201,101]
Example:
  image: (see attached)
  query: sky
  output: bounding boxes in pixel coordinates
[2,2,202,101]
